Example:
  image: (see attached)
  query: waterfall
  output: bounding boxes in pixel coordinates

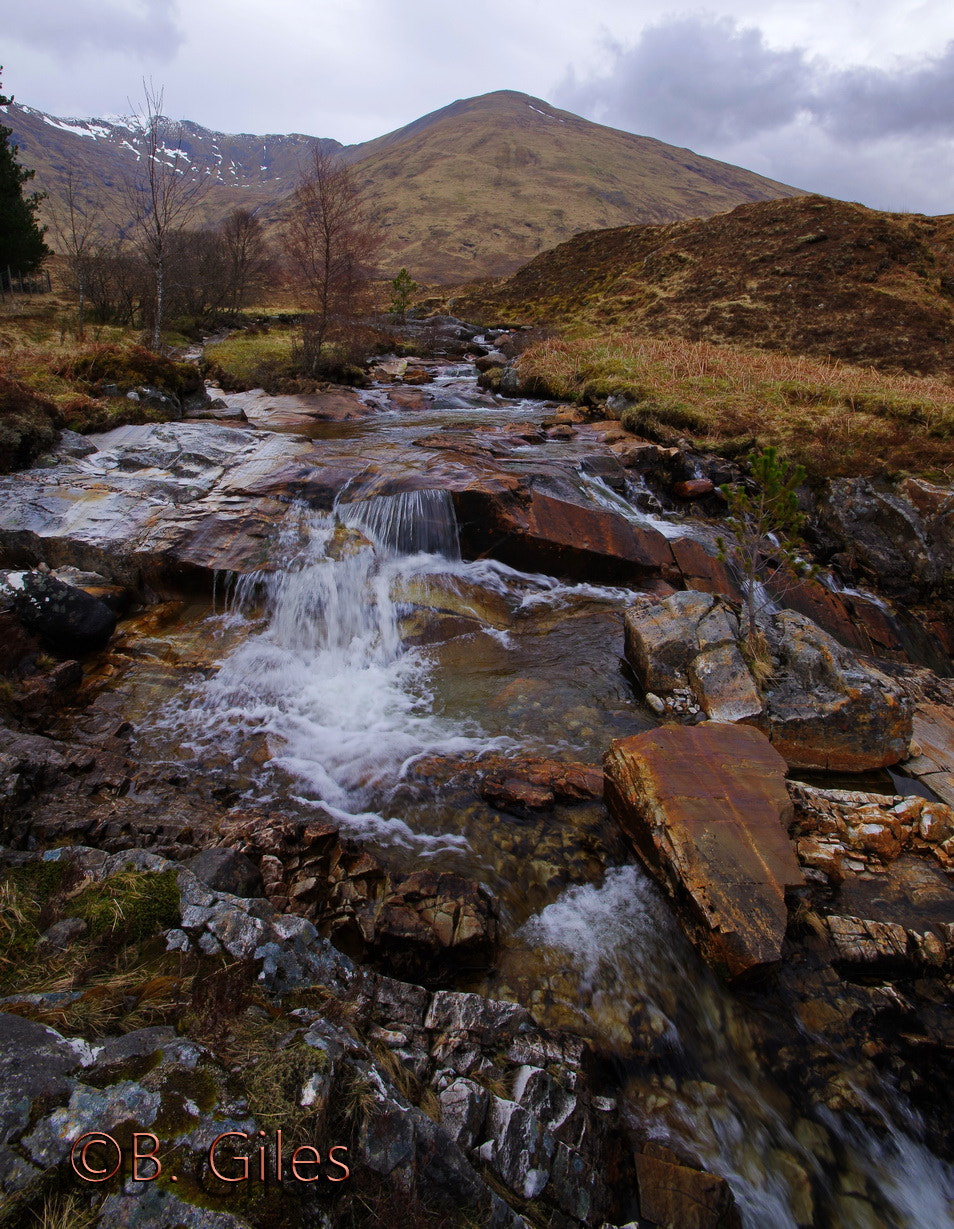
[338,488,461,558]
[157,498,487,847]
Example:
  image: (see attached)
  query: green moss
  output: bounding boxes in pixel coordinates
[67,869,180,943]
[203,329,297,390]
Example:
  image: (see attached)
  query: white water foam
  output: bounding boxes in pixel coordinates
[157,503,493,848]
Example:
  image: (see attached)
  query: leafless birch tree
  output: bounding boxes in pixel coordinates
[124,82,207,350]
[282,147,381,374]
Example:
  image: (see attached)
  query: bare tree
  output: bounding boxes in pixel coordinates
[49,163,107,338]
[124,82,207,350]
[220,208,272,315]
[282,147,381,374]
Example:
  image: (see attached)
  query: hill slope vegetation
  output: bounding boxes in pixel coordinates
[456,195,954,375]
[3,90,804,283]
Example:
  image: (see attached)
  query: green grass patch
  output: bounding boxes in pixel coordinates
[68,868,180,943]
[204,327,297,390]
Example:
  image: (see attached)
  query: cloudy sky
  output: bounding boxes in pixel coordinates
[5,0,954,213]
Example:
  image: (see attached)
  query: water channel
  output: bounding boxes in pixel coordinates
[86,359,954,1227]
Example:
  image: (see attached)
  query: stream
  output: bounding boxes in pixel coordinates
[72,358,954,1227]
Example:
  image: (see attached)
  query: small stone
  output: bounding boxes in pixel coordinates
[645,692,666,716]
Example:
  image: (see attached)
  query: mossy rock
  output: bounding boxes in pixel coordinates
[54,343,203,400]
[67,868,181,943]
[0,374,62,473]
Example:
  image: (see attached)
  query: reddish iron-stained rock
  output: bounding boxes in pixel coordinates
[905,703,954,807]
[453,485,675,583]
[667,536,741,599]
[388,387,431,410]
[478,755,604,815]
[673,478,715,499]
[604,723,803,981]
[636,1143,742,1229]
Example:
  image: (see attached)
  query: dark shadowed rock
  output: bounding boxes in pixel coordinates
[185,848,265,898]
[624,591,913,771]
[12,571,117,655]
[604,723,803,980]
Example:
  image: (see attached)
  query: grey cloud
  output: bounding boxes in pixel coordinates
[8,0,182,59]
[816,45,954,140]
[558,15,954,149]
[561,17,812,145]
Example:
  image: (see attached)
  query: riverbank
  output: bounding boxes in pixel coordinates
[1,335,954,1227]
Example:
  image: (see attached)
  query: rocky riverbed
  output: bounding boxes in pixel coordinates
[1,326,954,1227]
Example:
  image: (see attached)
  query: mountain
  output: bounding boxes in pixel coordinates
[3,89,806,283]
[454,194,954,374]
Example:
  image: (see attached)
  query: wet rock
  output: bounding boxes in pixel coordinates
[214,815,499,985]
[605,723,804,980]
[672,478,715,499]
[388,387,432,410]
[636,1142,742,1229]
[624,591,912,771]
[815,476,952,598]
[454,484,675,584]
[826,915,920,976]
[185,848,265,898]
[762,611,912,770]
[11,570,117,655]
[904,702,954,807]
[624,591,760,720]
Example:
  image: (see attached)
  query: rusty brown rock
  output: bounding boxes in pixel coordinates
[604,723,803,981]
[904,703,954,807]
[388,388,431,410]
[453,485,675,583]
[673,478,715,499]
[636,1143,742,1229]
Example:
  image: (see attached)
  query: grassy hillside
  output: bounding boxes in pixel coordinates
[513,334,954,479]
[348,91,805,282]
[5,91,805,284]
[455,195,954,376]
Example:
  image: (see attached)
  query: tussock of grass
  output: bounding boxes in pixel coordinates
[516,334,954,478]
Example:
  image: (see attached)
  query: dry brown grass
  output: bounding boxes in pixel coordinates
[515,333,954,479]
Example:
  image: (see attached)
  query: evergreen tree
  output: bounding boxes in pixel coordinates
[0,71,50,273]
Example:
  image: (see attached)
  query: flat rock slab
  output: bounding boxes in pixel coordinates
[604,723,804,981]
[223,387,374,428]
[906,703,954,807]
[0,422,355,593]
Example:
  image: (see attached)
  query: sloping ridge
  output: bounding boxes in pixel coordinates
[345,90,805,281]
[458,194,954,374]
[6,89,805,284]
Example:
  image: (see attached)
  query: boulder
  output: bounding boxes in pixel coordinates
[604,723,804,980]
[762,611,912,771]
[623,592,913,771]
[624,591,761,722]
[636,1143,742,1229]
[815,477,948,598]
[454,485,675,584]
[11,570,117,655]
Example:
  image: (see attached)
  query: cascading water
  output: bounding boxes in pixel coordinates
[122,360,954,1228]
[517,867,954,1228]
[156,494,493,847]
